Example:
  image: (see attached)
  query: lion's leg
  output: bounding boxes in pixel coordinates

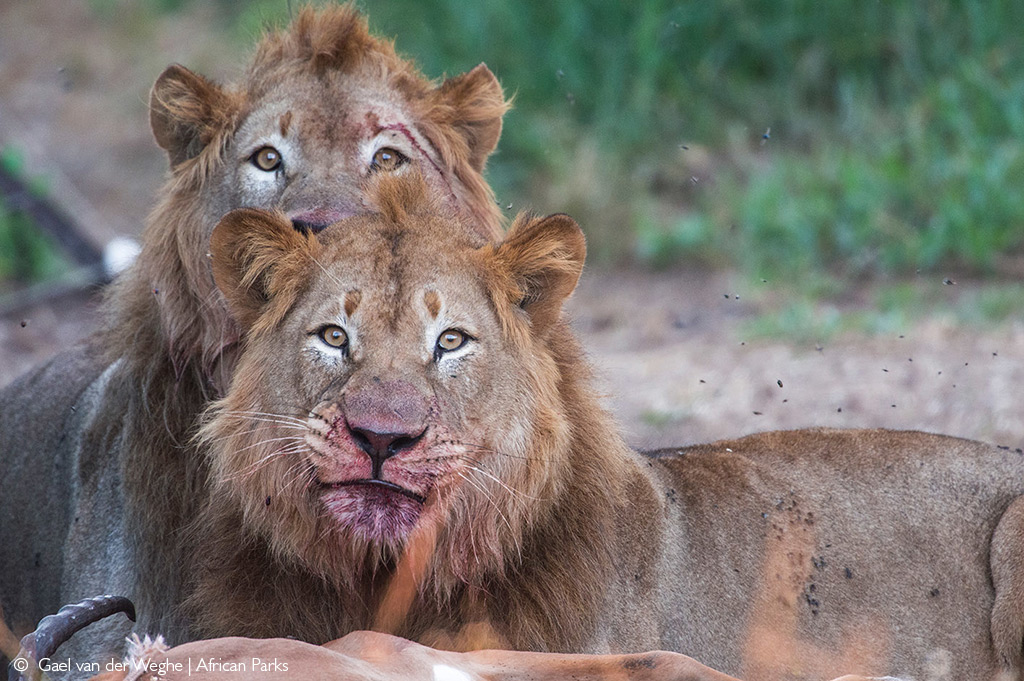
[991,495,1024,678]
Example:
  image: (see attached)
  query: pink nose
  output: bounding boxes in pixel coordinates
[342,378,430,477]
[288,207,356,234]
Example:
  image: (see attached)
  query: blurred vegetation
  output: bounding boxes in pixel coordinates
[32,0,1024,293]
[741,281,1024,342]
[225,0,1024,284]
[0,149,68,286]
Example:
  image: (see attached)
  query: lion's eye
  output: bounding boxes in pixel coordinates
[436,329,466,353]
[318,325,348,349]
[252,146,282,172]
[370,147,408,173]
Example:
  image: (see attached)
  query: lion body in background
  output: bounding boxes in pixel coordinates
[0,5,507,664]
[193,176,1024,681]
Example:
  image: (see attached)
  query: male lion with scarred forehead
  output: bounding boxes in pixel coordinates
[194,172,1024,681]
[0,3,506,665]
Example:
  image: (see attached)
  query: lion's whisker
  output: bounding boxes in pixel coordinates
[206,425,307,444]
[309,252,348,291]
[423,449,543,505]
[225,451,299,482]
[230,435,308,455]
[281,461,316,492]
[223,406,310,417]
[222,441,308,481]
[455,470,519,557]
[218,411,310,427]
[220,407,310,420]
[213,422,308,437]
[456,459,541,504]
[458,441,548,463]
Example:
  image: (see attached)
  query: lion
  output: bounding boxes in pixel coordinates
[189,172,1024,681]
[0,4,507,665]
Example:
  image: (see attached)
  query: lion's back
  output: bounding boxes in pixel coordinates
[0,340,110,632]
[640,428,1024,678]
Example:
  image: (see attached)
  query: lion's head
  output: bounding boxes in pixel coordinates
[109,4,508,381]
[190,174,629,647]
[201,173,587,583]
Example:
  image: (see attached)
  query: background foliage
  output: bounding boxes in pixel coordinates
[243,0,1024,279]
[7,0,1024,290]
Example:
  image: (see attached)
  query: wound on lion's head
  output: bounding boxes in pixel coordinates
[118,3,513,390]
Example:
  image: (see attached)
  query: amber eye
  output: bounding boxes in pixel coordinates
[370,147,408,172]
[318,325,348,349]
[436,329,466,353]
[252,146,282,172]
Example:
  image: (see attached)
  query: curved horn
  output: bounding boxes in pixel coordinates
[8,595,135,681]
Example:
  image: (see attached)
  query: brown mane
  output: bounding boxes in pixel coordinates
[106,4,507,380]
[86,5,509,641]
[184,173,630,651]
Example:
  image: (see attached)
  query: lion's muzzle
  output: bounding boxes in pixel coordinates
[305,378,440,542]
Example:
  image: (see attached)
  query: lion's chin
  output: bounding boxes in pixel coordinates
[320,484,423,543]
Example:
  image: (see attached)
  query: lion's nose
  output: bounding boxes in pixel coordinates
[347,424,426,477]
[288,207,356,234]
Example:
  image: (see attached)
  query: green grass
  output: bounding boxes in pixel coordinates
[640,408,692,429]
[358,0,1024,279]
[648,72,1024,280]
[0,207,66,285]
[742,280,1024,343]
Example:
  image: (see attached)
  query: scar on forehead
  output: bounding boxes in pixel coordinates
[344,290,362,317]
[424,290,441,319]
[279,111,293,137]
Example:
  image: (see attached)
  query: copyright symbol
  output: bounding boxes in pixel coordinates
[11,657,29,673]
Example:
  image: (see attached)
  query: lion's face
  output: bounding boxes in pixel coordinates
[203,176,585,583]
[133,6,507,373]
[212,69,495,237]
[152,7,506,239]
[254,218,515,546]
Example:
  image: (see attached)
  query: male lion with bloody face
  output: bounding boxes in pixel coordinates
[0,4,507,666]
[177,172,1024,681]
[6,6,1024,681]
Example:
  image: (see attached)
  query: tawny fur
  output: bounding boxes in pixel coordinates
[188,175,624,653]
[0,5,507,668]
[188,174,1024,681]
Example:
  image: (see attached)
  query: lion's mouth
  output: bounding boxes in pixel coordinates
[323,478,426,504]
[319,478,426,542]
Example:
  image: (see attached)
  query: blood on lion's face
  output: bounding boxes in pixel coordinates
[202,173,585,587]
[132,5,508,380]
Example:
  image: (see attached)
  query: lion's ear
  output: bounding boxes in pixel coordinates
[210,209,315,330]
[493,213,586,336]
[150,64,240,168]
[432,63,508,172]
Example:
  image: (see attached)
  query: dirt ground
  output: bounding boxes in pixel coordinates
[1,1,1022,452]
[3,270,1023,454]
